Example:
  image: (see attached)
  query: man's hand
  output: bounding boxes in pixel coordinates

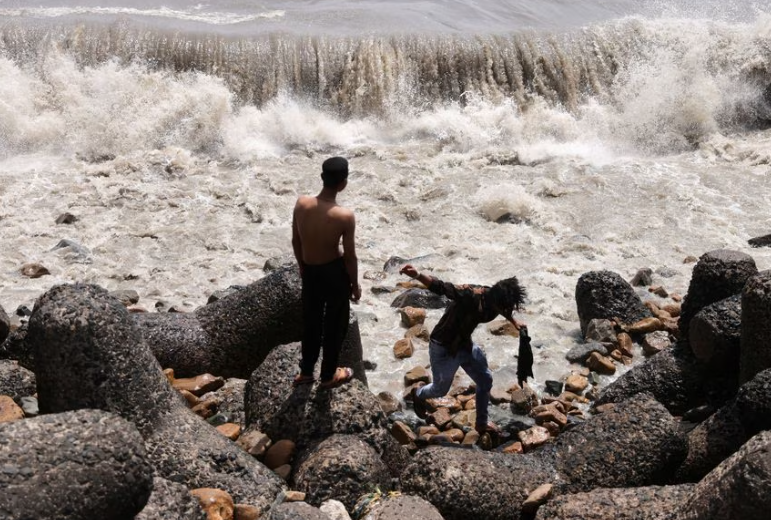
[400,264,419,278]
[350,283,362,302]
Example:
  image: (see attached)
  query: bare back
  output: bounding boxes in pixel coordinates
[293,195,355,265]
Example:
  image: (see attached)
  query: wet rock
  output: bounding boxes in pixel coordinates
[390,288,449,309]
[0,360,35,403]
[641,331,672,356]
[671,431,771,520]
[294,434,393,510]
[136,477,207,520]
[544,393,686,494]
[688,295,741,376]
[55,212,78,224]
[244,343,409,478]
[0,409,153,520]
[678,249,757,343]
[631,268,654,287]
[26,283,285,510]
[133,265,303,378]
[535,484,695,520]
[748,233,771,247]
[399,306,425,327]
[19,262,50,278]
[565,342,609,364]
[110,289,140,306]
[740,270,771,384]
[584,319,617,343]
[575,270,652,338]
[400,446,555,520]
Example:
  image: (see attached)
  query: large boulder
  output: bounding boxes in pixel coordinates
[575,270,652,338]
[593,346,708,416]
[678,249,757,343]
[688,295,741,377]
[133,265,303,378]
[293,434,394,510]
[671,431,771,520]
[740,270,771,384]
[245,343,409,477]
[0,409,153,520]
[26,283,285,511]
[135,478,207,520]
[676,367,771,482]
[534,484,695,520]
[400,446,555,520]
[544,393,686,494]
[0,360,35,403]
[0,322,32,370]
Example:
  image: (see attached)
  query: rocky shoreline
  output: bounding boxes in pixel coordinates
[1,249,770,519]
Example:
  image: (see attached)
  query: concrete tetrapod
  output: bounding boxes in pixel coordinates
[26,283,286,512]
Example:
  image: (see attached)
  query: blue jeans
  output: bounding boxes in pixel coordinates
[416,339,493,427]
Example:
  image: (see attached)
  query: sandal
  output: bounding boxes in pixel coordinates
[319,367,354,389]
[475,421,501,435]
[292,374,316,387]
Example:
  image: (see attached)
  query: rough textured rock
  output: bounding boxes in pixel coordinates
[293,434,394,510]
[675,404,746,483]
[678,249,757,343]
[361,494,444,520]
[593,346,708,416]
[268,502,332,520]
[534,484,695,520]
[688,295,741,376]
[400,446,555,520]
[245,343,409,477]
[575,270,652,337]
[133,265,303,378]
[26,283,285,511]
[390,288,449,309]
[0,305,8,345]
[0,409,153,520]
[543,393,686,494]
[671,431,771,520]
[677,367,771,482]
[0,359,36,403]
[740,270,771,384]
[135,477,207,520]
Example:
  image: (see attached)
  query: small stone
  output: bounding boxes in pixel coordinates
[19,396,38,417]
[642,330,672,356]
[20,263,50,279]
[490,388,512,404]
[564,374,588,394]
[393,338,414,359]
[191,399,218,419]
[462,430,480,445]
[502,441,523,454]
[376,391,402,414]
[522,483,553,513]
[586,352,616,375]
[55,212,78,224]
[627,317,664,334]
[544,380,564,396]
[399,306,426,327]
[405,323,430,341]
[404,366,431,386]
[427,407,453,429]
[518,425,551,451]
[263,439,296,470]
[191,488,235,520]
[391,421,417,445]
[172,373,225,396]
[630,268,653,286]
[216,423,241,440]
[284,490,306,502]
[0,396,24,422]
[236,430,272,459]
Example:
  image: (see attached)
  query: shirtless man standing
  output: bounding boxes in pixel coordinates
[291,156,361,388]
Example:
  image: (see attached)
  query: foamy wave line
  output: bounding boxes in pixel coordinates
[0,7,285,25]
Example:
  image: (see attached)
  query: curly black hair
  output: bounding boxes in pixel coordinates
[488,276,526,310]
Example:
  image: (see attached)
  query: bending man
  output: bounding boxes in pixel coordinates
[400,264,526,433]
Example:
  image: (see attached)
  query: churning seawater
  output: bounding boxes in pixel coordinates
[1,0,770,399]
